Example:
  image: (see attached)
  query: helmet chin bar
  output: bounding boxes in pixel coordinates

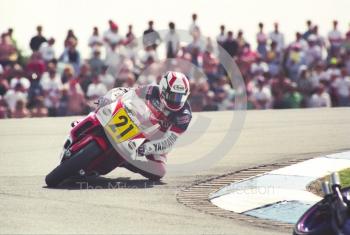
[166,103,183,111]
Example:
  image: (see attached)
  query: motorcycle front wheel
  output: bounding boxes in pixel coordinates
[45,141,102,188]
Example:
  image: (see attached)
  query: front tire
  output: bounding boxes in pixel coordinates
[45,141,102,188]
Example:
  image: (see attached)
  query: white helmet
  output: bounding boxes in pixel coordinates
[159,71,190,111]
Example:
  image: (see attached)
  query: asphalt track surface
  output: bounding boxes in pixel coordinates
[1,108,350,234]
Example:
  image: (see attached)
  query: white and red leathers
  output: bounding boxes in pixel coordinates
[98,84,192,180]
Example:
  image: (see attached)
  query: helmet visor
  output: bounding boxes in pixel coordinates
[164,91,186,109]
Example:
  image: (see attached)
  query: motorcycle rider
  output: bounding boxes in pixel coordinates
[96,71,192,180]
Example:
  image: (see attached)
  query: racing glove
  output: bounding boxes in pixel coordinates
[136,143,154,156]
[137,130,179,156]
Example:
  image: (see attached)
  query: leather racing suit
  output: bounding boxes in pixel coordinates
[98,85,192,180]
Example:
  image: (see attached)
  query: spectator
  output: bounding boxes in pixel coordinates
[215,77,234,110]
[312,26,326,49]
[11,99,30,118]
[143,20,161,50]
[250,54,269,76]
[310,84,331,107]
[77,63,92,94]
[66,80,86,115]
[64,29,78,48]
[30,96,48,117]
[343,29,350,53]
[125,25,136,44]
[114,58,134,86]
[105,41,123,69]
[303,20,313,40]
[39,38,56,62]
[266,41,282,76]
[4,83,27,112]
[251,76,272,109]
[286,43,306,81]
[7,28,18,50]
[236,30,246,53]
[269,22,285,52]
[345,52,350,75]
[189,78,208,111]
[59,39,81,74]
[86,76,107,101]
[283,83,303,108]
[202,50,219,82]
[346,23,350,39]
[125,25,138,63]
[290,32,308,51]
[305,34,322,66]
[331,68,350,106]
[9,66,30,90]
[26,52,46,76]
[29,26,47,52]
[0,97,9,118]
[12,99,30,118]
[104,20,123,48]
[99,65,115,90]
[309,62,327,89]
[40,63,62,116]
[61,65,75,84]
[206,37,214,54]
[328,20,343,57]
[57,87,69,116]
[325,57,341,82]
[27,73,44,109]
[187,31,205,58]
[0,69,9,96]
[222,31,238,57]
[216,25,226,46]
[7,28,21,63]
[239,44,258,71]
[256,23,268,58]
[271,72,291,108]
[202,91,219,111]
[297,65,313,107]
[165,22,180,58]
[122,73,136,88]
[2,19,350,116]
[0,33,17,66]
[88,47,104,77]
[88,27,103,49]
[189,13,201,36]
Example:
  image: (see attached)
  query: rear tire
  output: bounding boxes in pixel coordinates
[45,141,102,188]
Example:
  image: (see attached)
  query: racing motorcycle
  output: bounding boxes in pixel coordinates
[45,89,161,187]
[293,172,350,235]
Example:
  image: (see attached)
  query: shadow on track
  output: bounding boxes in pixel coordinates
[43,176,165,190]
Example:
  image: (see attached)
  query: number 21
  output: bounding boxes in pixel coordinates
[109,115,134,138]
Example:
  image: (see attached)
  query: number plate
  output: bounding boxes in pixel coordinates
[105,107,140,143]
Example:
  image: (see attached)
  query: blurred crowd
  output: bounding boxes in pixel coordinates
[1,14,350,118]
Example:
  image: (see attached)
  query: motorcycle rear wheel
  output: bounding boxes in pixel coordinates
[45,141,102,188]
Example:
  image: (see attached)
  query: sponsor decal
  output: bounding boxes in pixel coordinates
[128,141,137,150]
[103,108,111,116]
[153,133,178,152]
[173,84,185,91]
